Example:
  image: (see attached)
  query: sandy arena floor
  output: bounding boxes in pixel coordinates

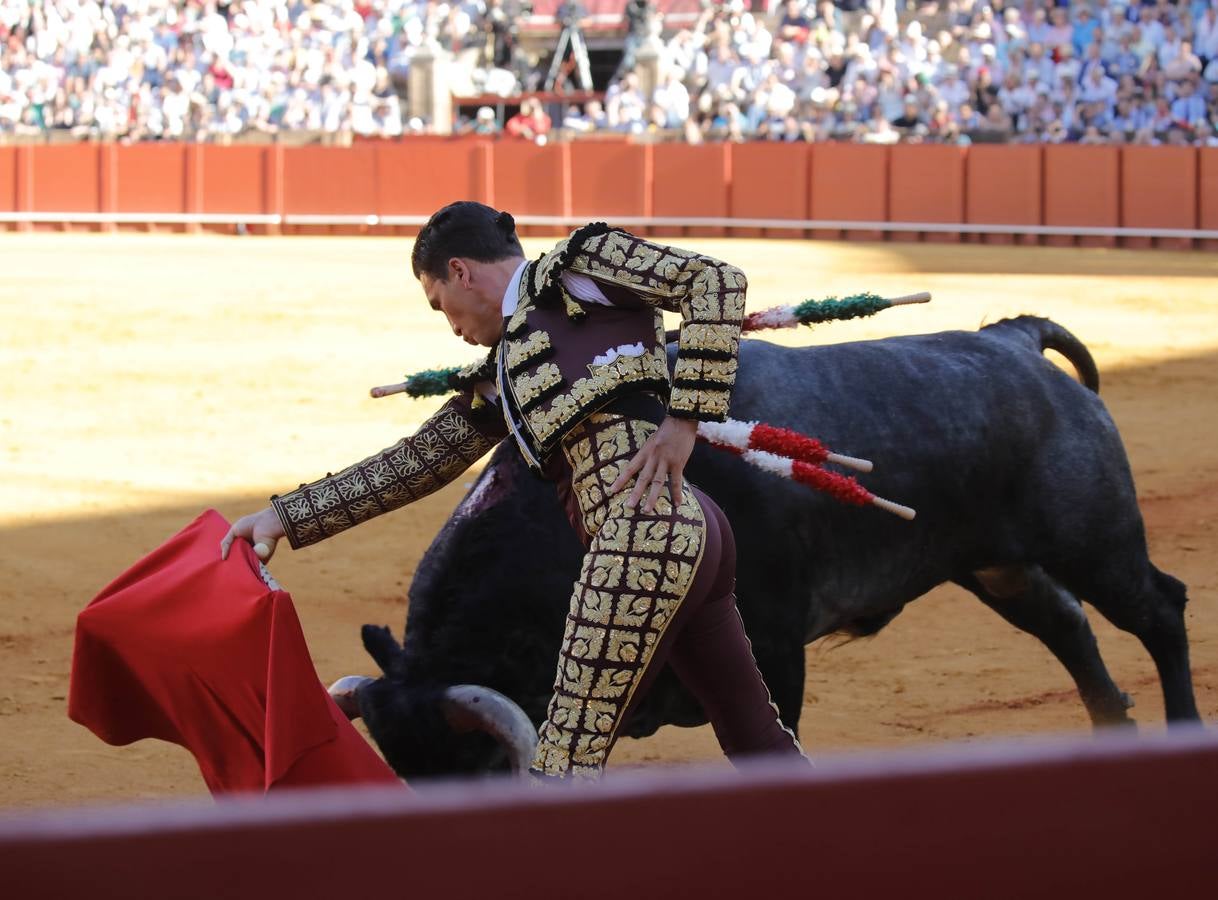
[1,233,1215,808]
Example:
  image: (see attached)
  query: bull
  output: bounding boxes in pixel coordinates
[334,317,1200,778]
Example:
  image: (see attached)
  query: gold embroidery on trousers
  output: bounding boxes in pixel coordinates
[531,414,707,778]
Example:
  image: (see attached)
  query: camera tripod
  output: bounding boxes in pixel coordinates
[544,22,593,91]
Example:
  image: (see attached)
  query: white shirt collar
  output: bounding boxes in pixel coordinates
[501,259,528,319]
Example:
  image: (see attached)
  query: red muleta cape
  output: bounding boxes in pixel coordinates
[68,509,403,795]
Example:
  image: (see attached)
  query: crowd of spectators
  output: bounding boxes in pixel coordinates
[0,0,473,140]
[578,0,1218,146]
[3,1,1218,147]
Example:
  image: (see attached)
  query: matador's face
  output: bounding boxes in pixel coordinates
[420,264,505,348]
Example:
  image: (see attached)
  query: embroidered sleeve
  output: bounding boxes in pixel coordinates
[570,229,747,423]
[271,393,506,550]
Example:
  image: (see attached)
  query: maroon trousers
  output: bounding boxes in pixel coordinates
[653,486,807,760]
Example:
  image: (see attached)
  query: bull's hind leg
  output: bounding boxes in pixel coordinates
[958,565,1135,727]
[1047,560,1200,723]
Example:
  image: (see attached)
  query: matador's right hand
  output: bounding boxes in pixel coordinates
[220,507,286,562]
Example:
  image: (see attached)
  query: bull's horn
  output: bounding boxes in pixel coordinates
[441,685,538,775]
[328,675,375,720]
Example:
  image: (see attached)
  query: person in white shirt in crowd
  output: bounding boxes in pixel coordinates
[1079,64,1119,110]
[652,66,691,130]
[1137,5,1166,51]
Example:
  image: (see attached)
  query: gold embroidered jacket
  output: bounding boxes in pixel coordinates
[500,226,747,466]
[272,225,746,549]
[271,393,505,549]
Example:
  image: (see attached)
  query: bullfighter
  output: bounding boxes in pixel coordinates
[221,201,808,777]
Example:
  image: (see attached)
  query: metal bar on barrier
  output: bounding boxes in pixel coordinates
[282,214,381,226]
[4,211,1218,239]
[0,212,282,225]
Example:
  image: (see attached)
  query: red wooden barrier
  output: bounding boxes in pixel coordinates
[1122,145,1197,249]
[2,141,1216,246]
[0,146,16,212]
[491,141,569,234]
[200,145,266,215]
[888,144,966,243]
[375,139,489,220]
[728,142,810,237]
[809,142,887,241]
[569,140,648,221]
[30,144,101,213]
[2,729,1215,900]
[966,145,1042,245]
[1200,147,1218,251]
[282,145,378,228]
[651,143,730,236]
[115,143,187,215]
[1042,145,1120,247]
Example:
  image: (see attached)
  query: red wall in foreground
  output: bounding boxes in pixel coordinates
[1,731,1215,900]
[1,140,1210,246]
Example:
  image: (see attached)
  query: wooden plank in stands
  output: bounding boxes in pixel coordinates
[2,730,1214,900]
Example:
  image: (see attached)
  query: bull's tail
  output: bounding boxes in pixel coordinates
[985,316,1100,393]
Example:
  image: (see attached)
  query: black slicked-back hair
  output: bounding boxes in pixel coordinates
[411,201,524,281]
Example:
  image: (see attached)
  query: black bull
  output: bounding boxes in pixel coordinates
[354,316,1199,778]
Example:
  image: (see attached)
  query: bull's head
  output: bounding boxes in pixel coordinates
[328,625,538,778]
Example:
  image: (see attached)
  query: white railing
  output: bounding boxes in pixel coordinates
[2,210,1216,239]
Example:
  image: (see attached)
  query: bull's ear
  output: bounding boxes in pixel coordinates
[361,624,404,676]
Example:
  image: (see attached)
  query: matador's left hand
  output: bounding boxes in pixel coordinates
[609,416,699,513]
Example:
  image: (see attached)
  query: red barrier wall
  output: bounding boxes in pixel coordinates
[809,142,887,240]
[2,141,1213,247]
[0,146,15,212]
[3,731,1216,900]
[1043,145,1120,246]
[1122,146,1197,229]
[283,145,378,217]
[1200,148,1218,250]
[888,144,966,242]
[491,141,569,231]
[651,143,729,235]
[30,144,101,213]
[729,142,810,236]
[200,145,265,214]
[966,145,1042,246]
[115,143,187,214]
[375,140,489,217]
[569,140,648,220]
